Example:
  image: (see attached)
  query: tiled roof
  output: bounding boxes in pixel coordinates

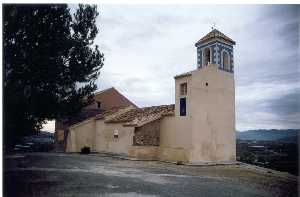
[195,29,235,46]
[66,87,138,127]
[174,71,192,79]
[95,105,134,120]
[105,104,175,127]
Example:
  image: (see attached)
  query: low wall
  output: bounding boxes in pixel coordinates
[128,145,190,162]
[159,147,189,162]
[128,146,159,160]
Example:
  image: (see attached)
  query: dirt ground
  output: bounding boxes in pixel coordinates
[4,153,298,197]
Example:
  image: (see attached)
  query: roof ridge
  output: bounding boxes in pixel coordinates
[138,104,174,109]
[94,87,138,108]
[94,87,114,95]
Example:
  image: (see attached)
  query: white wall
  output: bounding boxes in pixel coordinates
[159,115,192,162]
[66,64,236,163]
[66,119,96,152]
[189,64,236,162]
[95,120,135,154]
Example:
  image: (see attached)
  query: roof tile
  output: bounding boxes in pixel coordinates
[105,104,175,126]
[195,29,235,46]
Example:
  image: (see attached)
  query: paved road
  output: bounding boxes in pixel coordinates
[4,153,298,197]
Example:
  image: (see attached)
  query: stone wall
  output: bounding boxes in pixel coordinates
[128,146,159,160]
[133,119,160,146]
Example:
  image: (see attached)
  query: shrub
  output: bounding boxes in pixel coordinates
[81,146,90,154]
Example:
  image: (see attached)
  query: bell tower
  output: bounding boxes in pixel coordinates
[195,28,235,72]
[173,28,236,162]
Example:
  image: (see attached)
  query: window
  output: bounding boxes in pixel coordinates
[113,129,119,139]
[203,47,211,66]
[222,51,230,70]
[97,101,101,109]
[180,83,187,95]
[180,98,186,116]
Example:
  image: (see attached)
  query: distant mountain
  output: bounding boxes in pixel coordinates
[38,131,54,137]
[236,129,299,142]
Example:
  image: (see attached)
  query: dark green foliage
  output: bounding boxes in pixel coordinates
[237,139,299,175]
[238,152,256,164]
[3,4,104,147]
[81,146,91,154]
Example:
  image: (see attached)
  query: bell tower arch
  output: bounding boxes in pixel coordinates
[195,28,235,72]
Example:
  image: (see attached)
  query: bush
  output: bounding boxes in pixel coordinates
[81,146,90,154]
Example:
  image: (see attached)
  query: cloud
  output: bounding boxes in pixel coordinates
[87,5,300,131]
[264,90,300,116]
[233,5,299,130]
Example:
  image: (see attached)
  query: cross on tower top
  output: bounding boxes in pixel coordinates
[211,22,216,30]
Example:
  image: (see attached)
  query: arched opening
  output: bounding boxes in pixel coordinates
[203,47,211,66]
[222,51,230,70]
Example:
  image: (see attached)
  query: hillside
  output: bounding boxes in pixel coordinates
[236,129,299,142]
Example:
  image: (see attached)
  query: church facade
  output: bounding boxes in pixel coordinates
[60,29,236,163]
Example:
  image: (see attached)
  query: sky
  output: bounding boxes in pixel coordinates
[43,4,299,132]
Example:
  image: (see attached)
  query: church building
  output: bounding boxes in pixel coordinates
[55,29,236,163]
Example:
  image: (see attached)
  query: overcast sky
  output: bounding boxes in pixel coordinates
[44,4,299,132]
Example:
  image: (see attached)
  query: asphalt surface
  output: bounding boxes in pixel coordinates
[4,153,298,197]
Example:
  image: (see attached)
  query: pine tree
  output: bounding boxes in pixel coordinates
[3,4,104,147]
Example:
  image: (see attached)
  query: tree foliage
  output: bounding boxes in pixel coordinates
[3,4,104,146]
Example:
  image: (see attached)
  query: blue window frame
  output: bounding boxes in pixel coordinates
[180,97,186,116]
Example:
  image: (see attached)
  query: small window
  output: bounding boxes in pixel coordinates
[113,129,119,139]
[97,101,101,109]
[222,51,230,70]
[180,98,186,116]
[203,47,211,66]
[180,83,187,95]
